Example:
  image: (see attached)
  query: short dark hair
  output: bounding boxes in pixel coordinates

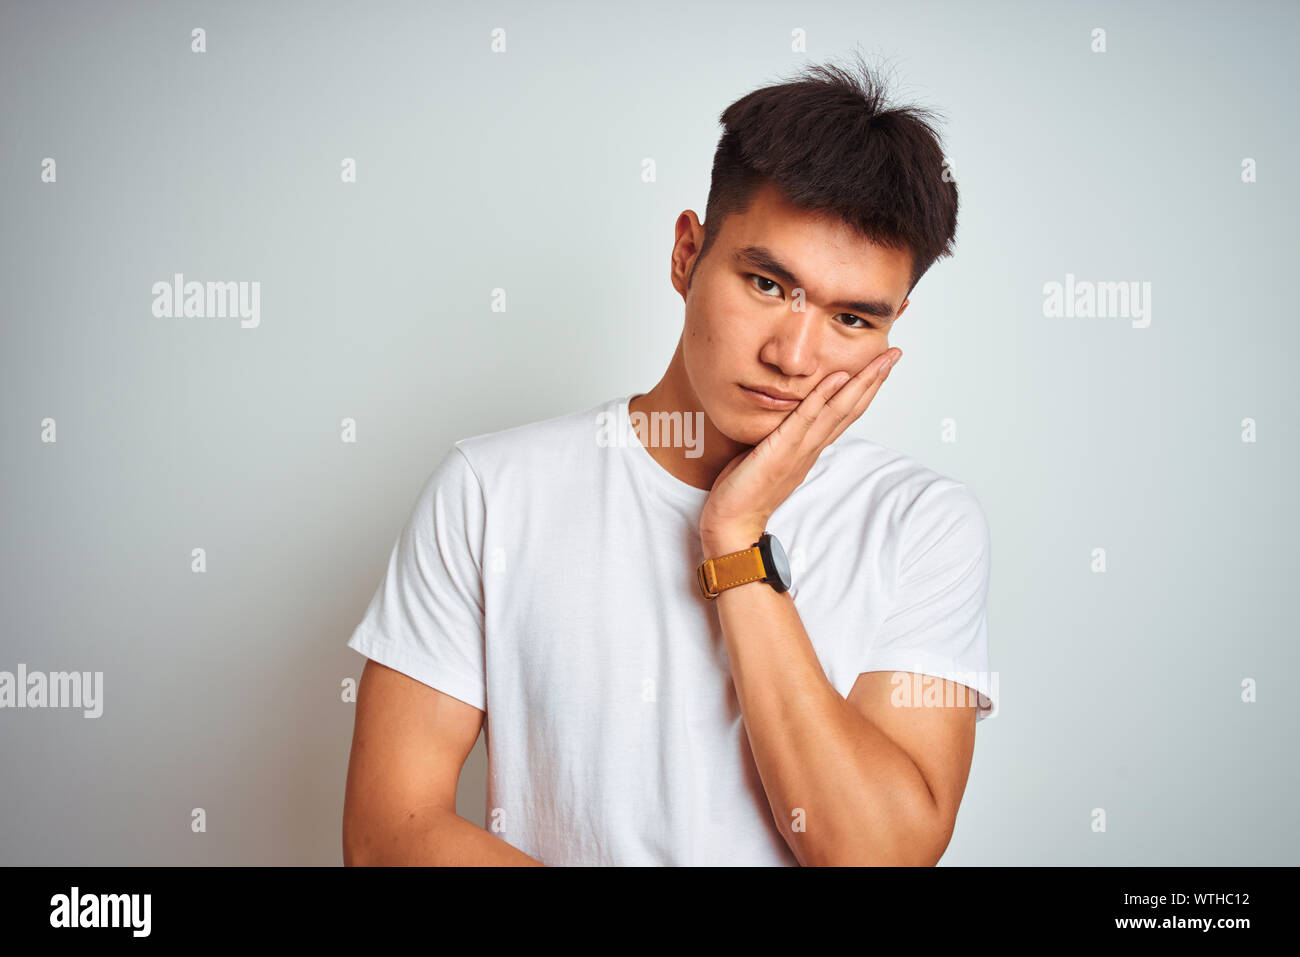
[695,51,959,299]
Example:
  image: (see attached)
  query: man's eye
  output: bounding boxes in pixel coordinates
[750,274,875,329]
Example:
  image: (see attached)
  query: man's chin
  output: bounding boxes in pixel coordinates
[710,409,776,448]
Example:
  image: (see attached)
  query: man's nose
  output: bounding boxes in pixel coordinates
[759,310,821,377]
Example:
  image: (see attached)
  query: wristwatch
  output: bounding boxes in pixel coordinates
[696,532,793,599]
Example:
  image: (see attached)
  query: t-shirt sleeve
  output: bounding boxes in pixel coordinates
[861,480,996,722]
[346,444,487,712]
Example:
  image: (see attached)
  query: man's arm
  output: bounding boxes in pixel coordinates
[703,556,975,866]
[343,658,544,866]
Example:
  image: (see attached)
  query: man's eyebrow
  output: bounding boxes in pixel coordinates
[732,244,898,319]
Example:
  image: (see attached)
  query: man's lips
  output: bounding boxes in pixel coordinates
[747,384,803,401]
[739,384,802,409]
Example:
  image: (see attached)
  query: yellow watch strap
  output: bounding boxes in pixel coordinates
[696,544,766,599]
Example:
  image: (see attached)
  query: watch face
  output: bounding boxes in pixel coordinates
[759,533,792,593]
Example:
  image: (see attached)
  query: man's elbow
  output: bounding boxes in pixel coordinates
[342,815,365,866]
[916,815,956,866]
[890,779,957,866]
[894,797,955,866]
[818,798,955,866]
[834,826,952,867]
[342,807,384,867]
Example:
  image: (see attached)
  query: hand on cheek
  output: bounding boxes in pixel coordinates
[701,348,901,551]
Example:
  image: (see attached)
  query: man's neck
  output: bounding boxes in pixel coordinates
[628,346,751,492]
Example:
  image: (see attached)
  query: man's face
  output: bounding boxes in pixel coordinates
[673,181,913,447]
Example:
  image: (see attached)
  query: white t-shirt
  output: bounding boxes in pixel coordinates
[347,393,995,866]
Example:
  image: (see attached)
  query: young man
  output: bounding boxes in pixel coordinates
[342,56,995,867]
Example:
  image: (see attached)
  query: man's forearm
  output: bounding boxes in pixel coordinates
[703,546,941,866]
[346,808,545,866]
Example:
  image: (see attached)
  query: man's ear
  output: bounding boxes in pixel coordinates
[895,297,910,321]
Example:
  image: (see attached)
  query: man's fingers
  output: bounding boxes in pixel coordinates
[786,369,848,433]
[778,349,900,453]
[811,350,900,449]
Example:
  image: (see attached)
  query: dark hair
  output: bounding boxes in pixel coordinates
[695,51,958,299]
